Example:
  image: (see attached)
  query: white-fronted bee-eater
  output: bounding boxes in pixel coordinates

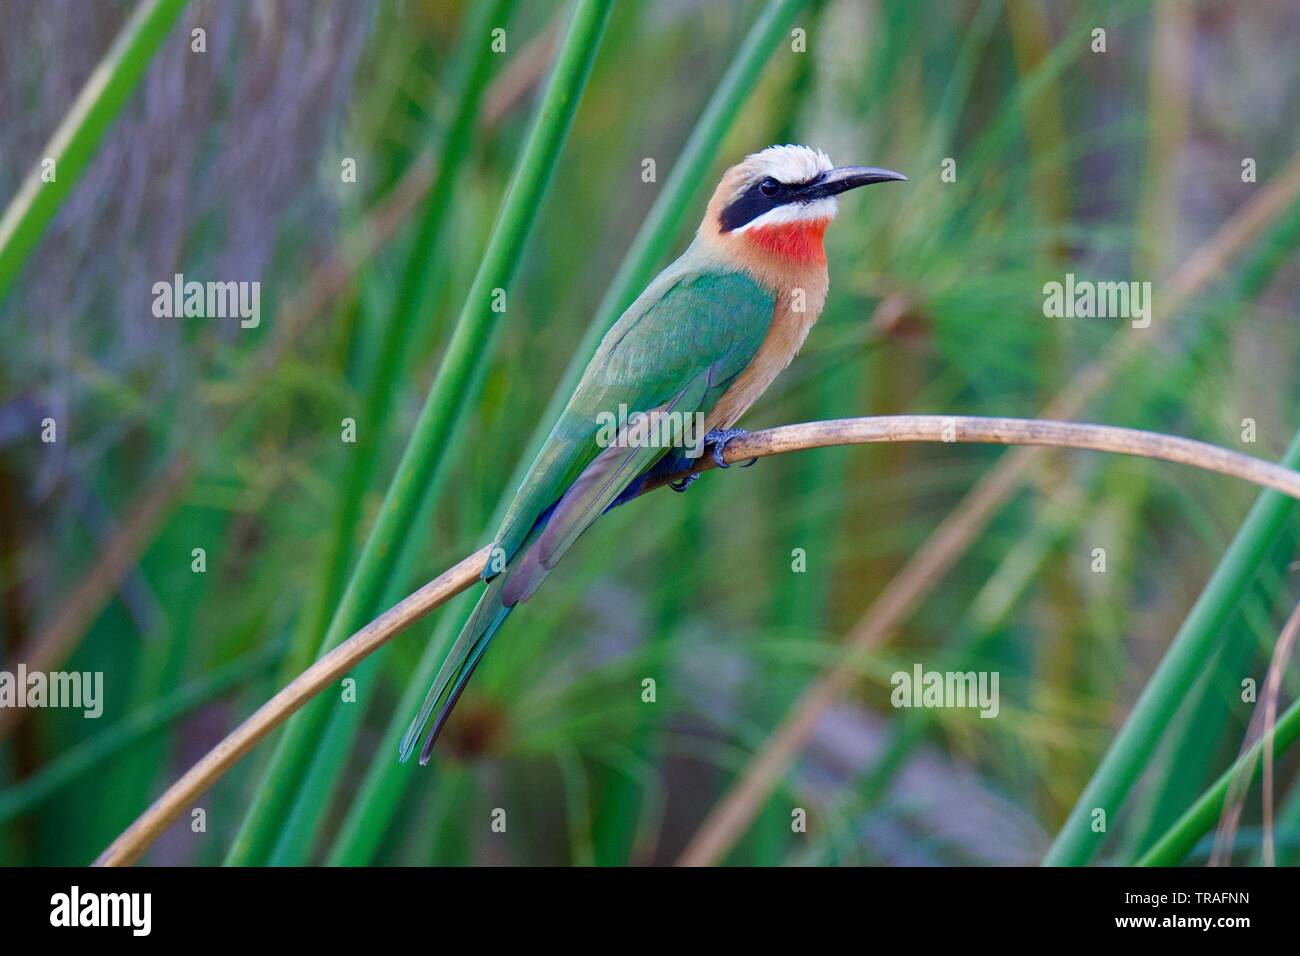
[401,144,906,763]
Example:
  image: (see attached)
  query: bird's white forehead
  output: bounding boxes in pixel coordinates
[741,144,834,185]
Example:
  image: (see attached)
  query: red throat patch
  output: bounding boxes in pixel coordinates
[742,218,829,263]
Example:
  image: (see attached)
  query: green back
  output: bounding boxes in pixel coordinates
[492,256,776,565]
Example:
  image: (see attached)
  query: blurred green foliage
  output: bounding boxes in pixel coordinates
[0,0,1298,866]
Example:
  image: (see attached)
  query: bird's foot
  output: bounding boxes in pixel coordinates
[705,428,757,469]
[669,473,699,493]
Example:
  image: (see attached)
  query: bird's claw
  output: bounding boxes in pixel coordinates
[666,430,754,493]
[705,428,757,469]
[669,474,699,493]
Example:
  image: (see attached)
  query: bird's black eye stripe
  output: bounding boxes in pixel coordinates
[719,173,826,232]
[721,176,794,232]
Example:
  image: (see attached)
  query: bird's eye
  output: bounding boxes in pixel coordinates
[758,177,780,197]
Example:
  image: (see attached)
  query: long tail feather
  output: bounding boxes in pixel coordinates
[417,626,495,764]
[400,399,692,763]
[398,579,511,763]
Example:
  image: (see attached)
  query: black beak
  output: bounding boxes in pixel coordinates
[796,166,908,201]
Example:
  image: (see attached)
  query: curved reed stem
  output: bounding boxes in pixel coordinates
[94,415,1300,866]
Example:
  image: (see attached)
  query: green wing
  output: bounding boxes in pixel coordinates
[489,260,776,573]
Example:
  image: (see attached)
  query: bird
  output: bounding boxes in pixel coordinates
[400,144,906,764]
